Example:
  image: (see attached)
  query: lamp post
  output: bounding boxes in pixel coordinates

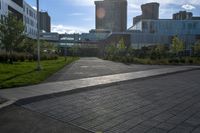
[36,0,41,70]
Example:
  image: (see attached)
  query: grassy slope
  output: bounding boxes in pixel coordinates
[0,57,79,89]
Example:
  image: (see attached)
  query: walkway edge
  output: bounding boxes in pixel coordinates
[15,67,200,106]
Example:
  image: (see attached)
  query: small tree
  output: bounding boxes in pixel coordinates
[0,13,25,63]
[118,38,126,50]
[15,38,36,54]
[150,45,168,60]
[171,36,184,55]
[105,44,117,57]
[117,38,127,56]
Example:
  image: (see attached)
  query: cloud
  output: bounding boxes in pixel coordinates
[31,6,37,10]
[51,24,88,34]
[182,4,196,10]
[68,13,85,16]
[83,18,93,21]
[70,0,95,6]
[69,0,200,8]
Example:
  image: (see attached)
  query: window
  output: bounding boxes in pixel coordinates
[27,8,28,14]
[11,0,23,8]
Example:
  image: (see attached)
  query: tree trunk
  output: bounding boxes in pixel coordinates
[9,49,13,64]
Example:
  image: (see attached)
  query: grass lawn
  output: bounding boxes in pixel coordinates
[0,57,79,89]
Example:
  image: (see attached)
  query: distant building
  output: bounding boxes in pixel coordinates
[133,15,142,26]
[39,11,51,33]
[141,2,159,20]
[173,11,200,20]
[129,19,200,49]
[40,32,59,42]
[94,0,127,32]
[81,29,111,41]
[0,0,37,39]
[173,11,193,20]
[133,2,159,26]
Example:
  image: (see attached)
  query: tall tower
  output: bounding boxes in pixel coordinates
[39,11,51,32]
[95,0,127,32]
[141,2,159,20]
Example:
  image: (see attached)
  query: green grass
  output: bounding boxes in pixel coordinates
[0,57,79,89]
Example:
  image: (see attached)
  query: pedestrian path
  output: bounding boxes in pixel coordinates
[0,66,199,103]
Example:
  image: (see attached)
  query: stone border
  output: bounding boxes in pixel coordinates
[15,67,200,106]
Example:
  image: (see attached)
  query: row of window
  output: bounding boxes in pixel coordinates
[25,26,37,37]
[142,21,200,31]
[23,5,36,20]
[24,16,36,28]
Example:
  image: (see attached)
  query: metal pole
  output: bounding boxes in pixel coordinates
[36,0,41,70]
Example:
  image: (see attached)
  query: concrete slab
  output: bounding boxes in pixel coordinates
[44,57,177,82]
[0,66,199,102]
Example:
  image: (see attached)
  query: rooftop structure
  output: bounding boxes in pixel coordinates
[94,0,127,32]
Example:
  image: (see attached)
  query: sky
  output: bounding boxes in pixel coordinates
[25,0,200,34]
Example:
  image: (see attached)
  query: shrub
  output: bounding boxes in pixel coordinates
[180,58,186,64]
[27,54,33,62]
[0,52,8,62]
[188,59,193,64]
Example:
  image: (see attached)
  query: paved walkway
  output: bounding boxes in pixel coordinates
[23,70,200,133]
[0,105,91,133]
[45,57,176,82]
[0,66,198,102]
[0,58,200,133]
[0,97,7,104]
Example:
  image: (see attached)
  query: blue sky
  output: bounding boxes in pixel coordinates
[25,0,200,33]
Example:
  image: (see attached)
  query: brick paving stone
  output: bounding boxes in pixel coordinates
[125,124,152,133]
[156,122,177,131]
[168,124,194,133]
[22,70,200,133]
[192,127,200,133]
[147,128,167,133]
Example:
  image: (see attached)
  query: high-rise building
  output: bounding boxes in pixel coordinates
[141,2,159,20]
[39,11,51,32]
[132,2,159,26]
[173,11,193,20]
[95,0,127,32]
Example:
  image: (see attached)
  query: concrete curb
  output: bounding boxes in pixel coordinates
[0,100,16,109]
[15,67,200,106]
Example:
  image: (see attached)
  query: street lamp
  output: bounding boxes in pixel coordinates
[36,0,41,70]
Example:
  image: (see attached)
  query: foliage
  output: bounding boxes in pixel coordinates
[150,45,169,60]
[0,57,79,89]
[171,36,184,54]
[117,38,126,50]
[16,38,37,54]
[103,42,200,65]
[193,41,200,57]
[105,44,117,57]
[0,13,25,63]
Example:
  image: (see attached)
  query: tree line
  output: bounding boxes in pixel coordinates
[104,37,200,64]
[0,13,58,64]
